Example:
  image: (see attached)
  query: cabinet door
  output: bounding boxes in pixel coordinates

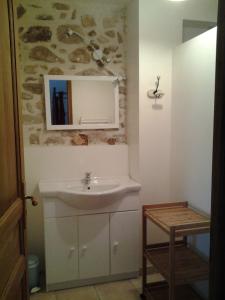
[110,211,139,275]
[79,214,109,279]
[45,217,78,285]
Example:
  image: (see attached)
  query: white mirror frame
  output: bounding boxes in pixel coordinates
[44,75,120,130]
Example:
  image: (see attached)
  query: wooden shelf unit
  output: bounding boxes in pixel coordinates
[142,202,210,300]
[144,282,204,300]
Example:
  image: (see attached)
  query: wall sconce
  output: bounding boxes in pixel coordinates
[66,29,111,67]
[147,76,165,101]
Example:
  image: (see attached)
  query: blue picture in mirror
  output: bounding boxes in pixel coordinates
[49,80,72,125]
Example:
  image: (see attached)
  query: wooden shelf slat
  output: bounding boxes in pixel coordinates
[144,282,204,300]
[145,206,210,236]
[145,244,209,285]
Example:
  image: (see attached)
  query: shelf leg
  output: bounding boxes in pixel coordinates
[169,227,175,300]
[142,207,147,297]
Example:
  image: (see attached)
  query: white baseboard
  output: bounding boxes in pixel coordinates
[47,271,139,292]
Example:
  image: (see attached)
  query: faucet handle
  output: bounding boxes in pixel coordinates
[85,172,91,177]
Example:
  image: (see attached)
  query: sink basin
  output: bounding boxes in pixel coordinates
[66,183,120,193]
[39,176,141,209]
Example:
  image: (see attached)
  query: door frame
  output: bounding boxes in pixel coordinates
[210,0,225,299]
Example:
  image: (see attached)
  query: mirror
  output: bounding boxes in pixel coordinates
[44,75,120,130]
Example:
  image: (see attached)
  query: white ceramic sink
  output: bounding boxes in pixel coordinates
[39,176,141,209]
[66,183,120,193]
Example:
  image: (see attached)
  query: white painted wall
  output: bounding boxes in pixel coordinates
[25,145,129,265]
[127,0,139,181]
[171,28,217,299]
[171,28,217,214]
[139,0,217,243]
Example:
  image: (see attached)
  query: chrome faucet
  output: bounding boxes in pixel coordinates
[83,172,91,186]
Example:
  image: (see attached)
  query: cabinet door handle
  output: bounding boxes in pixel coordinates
[81,245,87,256]
[114,241,119,247]
[113,241,119,253]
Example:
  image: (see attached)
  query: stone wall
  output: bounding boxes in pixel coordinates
[16,0,127,146]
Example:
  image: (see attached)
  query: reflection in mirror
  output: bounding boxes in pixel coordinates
[72,80,115,125]
[44,75,120,130]
[49,80,72,126]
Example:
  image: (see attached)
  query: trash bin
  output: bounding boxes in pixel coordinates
[28,255,40,290]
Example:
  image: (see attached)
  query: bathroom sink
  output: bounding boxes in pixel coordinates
[39,177,141,209]
[66,183,120,193]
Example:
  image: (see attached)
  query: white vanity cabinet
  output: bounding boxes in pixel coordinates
[44,210,139,291]
[78,214,110,279]
[110,211,139,275]
[41,179,141,291]
[45,217,79,285]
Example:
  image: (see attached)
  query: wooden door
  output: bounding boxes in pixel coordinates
[110,211,139,275]
[45,217,79,287]
[79,214,110,279]
[0,0,28,299]
[210,0,225,299]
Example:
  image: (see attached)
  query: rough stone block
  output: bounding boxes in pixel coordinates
[23,82,43,94]
[48,67,64,75]
[29,133,40,145]
[105,30,116,38]
[29,46,65,63]
[71,9,76,19]
[71,134,88,145]
[81,15,96,27]
[53,3,70,10]
[57,25,83,44]
[17,4,26,19]
[21,26,52,43]
[69,48,91,63]
[36,15,54,21]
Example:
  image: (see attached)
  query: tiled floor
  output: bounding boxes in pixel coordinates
[30,274,163,300]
